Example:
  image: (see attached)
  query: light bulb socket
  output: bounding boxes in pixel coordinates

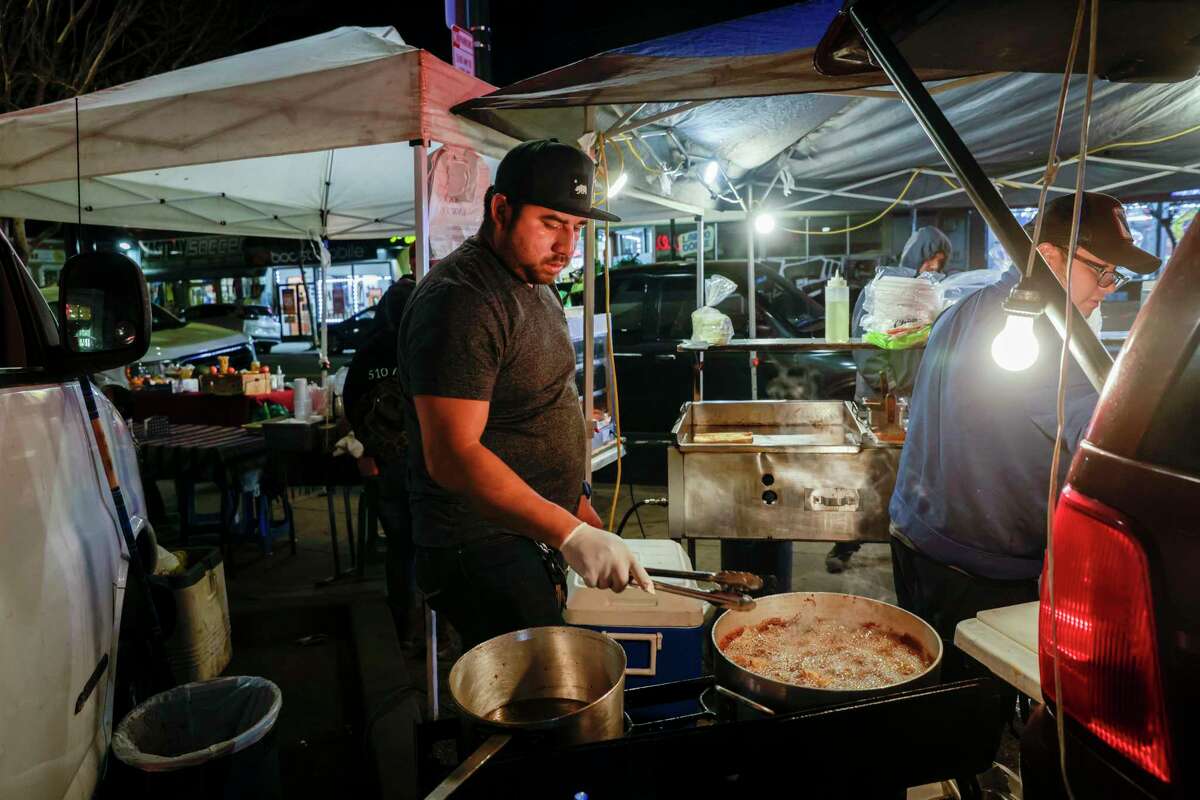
[1001,283,1043,318]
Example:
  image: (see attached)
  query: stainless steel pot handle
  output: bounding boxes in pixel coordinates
[425,733,512,800]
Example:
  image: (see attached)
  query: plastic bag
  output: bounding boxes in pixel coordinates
[937,269,1004,311]
[112,676,282,772]
[689,274,738,345]
[865,324,933,350]
[860,273,941,349]
[153,546,181,576]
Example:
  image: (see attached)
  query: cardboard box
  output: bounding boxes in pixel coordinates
[199,372,271,396]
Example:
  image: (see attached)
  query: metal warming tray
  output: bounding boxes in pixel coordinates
[667,401,901,542]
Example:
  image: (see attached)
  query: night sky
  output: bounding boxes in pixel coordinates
[247,0,795,86]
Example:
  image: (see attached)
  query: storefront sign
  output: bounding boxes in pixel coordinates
[451,25,475,76]
[676,226,715,256]
[140,236,388,275]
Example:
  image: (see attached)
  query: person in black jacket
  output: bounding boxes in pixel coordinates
[343,275,417,646]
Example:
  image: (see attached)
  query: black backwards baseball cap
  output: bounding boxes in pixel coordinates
[492,139,621,223]
[1029,192,1160,273]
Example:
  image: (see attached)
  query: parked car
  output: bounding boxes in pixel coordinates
[182,302,282,352]
[326,304,380,354]
[596,260,857,442]
[2,246,154,800]
[1021,217,1200,799]
[42,288,257,389]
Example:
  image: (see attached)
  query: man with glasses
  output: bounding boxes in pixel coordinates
[886,192,1160,678]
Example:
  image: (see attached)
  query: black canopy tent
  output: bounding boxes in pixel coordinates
[459,0,1200,390]
[819,0,1200,390]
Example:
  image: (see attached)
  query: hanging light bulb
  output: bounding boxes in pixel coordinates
[702,160,720,185]
[754,212,776,235]
[991,286,1043,371]
[608,172,628,198]
[991,314,1040,371]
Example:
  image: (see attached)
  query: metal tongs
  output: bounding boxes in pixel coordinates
[644,567,762,611]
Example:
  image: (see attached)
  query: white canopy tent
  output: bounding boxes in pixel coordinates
[0,26,696,241]
[0,24,710,472]
[0,26,522,273]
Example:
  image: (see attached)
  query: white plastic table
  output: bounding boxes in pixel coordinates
[953,601,1043,702]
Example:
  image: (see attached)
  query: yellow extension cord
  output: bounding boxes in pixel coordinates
[779,167,925,236]
[594,135,624,530]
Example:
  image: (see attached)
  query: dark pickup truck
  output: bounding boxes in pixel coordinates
[596,260,856,444]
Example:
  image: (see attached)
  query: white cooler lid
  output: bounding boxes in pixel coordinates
[564,539,706,628]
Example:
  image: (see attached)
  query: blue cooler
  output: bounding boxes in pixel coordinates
[564,539,707,720]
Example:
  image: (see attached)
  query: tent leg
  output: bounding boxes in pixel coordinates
[745,186,756,400]
[412,140,431,281]
[583,107,597,476]
[695,214,705,401]
[847,3,1110,392]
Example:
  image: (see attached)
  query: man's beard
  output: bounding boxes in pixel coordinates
[519,257,569,284]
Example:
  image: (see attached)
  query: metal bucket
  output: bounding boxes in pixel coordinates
[711,592,942,713]
[449,625,627,745]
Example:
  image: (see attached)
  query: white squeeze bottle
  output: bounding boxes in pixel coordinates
[826,271,850,343]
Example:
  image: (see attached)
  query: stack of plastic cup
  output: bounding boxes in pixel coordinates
[293,378,310,419]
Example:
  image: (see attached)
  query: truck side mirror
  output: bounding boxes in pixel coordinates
[57,251,151,372]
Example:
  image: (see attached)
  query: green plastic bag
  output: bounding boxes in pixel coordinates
[864,324,932,350]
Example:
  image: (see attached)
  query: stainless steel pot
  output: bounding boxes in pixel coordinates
[426,626,626,799]
[711,592,942,712]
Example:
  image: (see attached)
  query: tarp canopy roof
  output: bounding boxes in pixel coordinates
[460,1,1200,218]
[0,27,520,239]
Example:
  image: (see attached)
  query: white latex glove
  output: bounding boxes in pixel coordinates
[559,523,654,594]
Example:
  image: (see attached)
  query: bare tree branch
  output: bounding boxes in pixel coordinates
[55,0,97,45]
[1,0,278,267]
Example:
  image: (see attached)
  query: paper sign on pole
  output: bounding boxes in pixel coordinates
[429,146,489,259]
[451,25,475,76]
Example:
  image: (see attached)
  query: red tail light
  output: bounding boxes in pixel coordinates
[1039,485,1172,783]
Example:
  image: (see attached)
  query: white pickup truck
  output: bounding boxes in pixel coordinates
[1,241,156,800]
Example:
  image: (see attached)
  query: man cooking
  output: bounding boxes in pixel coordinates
[397,139,652,651]
[827,226,953,574]
[888,193,1160,676]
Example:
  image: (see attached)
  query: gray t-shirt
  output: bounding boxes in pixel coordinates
[397,236,588,547]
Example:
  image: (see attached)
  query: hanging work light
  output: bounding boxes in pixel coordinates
[991,284,1043,371]
[702,160,720,185]
[754,211,776,235]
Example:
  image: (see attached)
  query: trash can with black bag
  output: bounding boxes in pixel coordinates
[110,675,282,800]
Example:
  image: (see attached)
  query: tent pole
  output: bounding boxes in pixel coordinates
[583,107,596,475]
[847,3,1111,392]
[412,140,431,281]
[694,213,706,400]
[319,255,328,361]
[745,185,756,400]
